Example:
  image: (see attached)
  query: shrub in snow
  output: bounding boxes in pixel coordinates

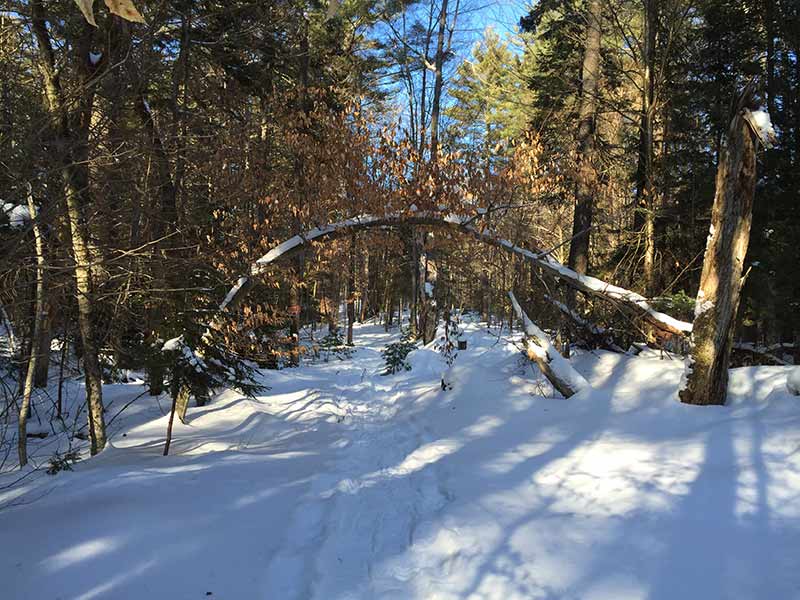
[382,329,417,375]
[47,449,81,475]
[317,331,354,362]
[162,330,262,406]
[650,290,696,322]
[436,314,462,390]
[787,368,800,396]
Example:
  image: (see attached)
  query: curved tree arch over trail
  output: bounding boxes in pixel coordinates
[219,213,692,338]
[170,211,692,427]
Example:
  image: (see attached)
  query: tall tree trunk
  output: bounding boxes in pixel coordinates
[18,188,46,468]
[136,95,177,238]
[795,38,800,165]
[764,0,776,119]
[634,0,657,296]
[347,234,356,345]
[417,5,435,157]
[680,83,762,406]
[30,2,106,453]
[170,9,191,217]
[566,0,602,279]
[33,302,52,388]
[287,14,311,366]
[429,0,449,162]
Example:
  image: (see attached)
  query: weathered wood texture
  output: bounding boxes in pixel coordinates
[680,83,762,406]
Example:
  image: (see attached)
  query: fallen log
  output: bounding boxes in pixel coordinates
[508,291,589,398]
[732,342,792,366]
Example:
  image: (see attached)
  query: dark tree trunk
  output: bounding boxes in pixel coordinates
[566,0,602,279]
[634,0,657,296]
[33,302,52,388]
[429,0,449,162]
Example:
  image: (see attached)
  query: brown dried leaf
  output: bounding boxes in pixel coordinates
[74,0,97,26]
[103,0,145,23]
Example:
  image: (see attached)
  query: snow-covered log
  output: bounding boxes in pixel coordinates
[239,213,691,338]
[508,291,589,398]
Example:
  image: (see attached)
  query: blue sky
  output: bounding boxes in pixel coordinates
[469,0,531,40]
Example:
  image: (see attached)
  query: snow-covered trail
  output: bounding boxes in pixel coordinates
[2,321,800,599]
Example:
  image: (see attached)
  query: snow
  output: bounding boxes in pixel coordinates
[6,326,799,599]
[161,335,184,352]
[509,291,589,394]
[219,276,249,311]
[787,368,800,395]
[746,109,777,148]
[251,216,382,274]
[694,289,714,317]
[162,335,206,371]
[2,202,31,229]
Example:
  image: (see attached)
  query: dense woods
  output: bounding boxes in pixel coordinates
[1,0,798,463]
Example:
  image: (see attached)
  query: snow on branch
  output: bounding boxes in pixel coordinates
[508,291,589,398]
[244,212,692,337]
[219,276,250,311]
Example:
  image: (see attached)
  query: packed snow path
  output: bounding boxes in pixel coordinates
[2,321,800,599]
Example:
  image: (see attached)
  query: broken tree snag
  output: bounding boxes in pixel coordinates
[680,80,772,406]
[508,292,589,398]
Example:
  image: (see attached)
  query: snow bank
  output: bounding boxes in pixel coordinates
[787,367,800,395]
[3,322,800,600]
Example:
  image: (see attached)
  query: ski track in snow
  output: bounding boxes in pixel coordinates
[3,320,800,600]
[264,353,454,600]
